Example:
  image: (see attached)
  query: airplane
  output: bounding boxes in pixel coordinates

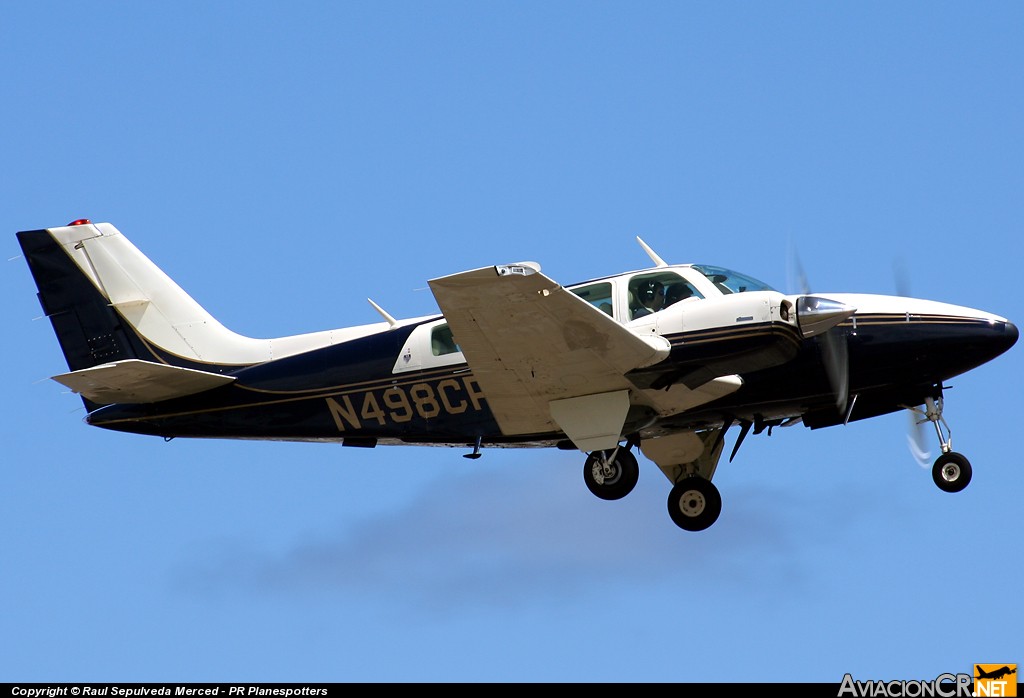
[15,219,1018,532]
[975,666,1017,681]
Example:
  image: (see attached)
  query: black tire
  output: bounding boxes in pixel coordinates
[667,477,722,531]
[932,452,972,493]
[583,449,639,501]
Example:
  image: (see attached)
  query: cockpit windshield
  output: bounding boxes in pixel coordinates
[691,265,776,294]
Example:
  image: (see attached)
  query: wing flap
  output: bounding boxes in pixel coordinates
[428,263,670,436]
[51,359,236,404]
[549,390,631,451]
[639,375,744,417]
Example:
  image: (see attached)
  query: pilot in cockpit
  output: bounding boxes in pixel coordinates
[633,280,665,318]
[664,282,695,307]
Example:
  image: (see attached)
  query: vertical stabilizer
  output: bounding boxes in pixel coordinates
[17,220,398,389]
[18,223,152,373]
[18,221,285,372]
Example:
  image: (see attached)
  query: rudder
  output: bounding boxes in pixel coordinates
[17,222,151,374]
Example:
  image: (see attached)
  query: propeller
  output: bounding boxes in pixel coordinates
[905,408,934,468]
[788,240,851,416]
[792,241,939,468]
[892,265,937,469]
[821,326,849,414]
[787,237,811,297]
[892,256,911,297]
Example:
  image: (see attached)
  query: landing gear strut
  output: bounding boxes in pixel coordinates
[908,393,973,493]
[583,447,639,501]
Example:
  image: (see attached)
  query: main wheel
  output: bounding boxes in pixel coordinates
[667,477,722,531]
[583,449,639,501]
[932,452,972,493]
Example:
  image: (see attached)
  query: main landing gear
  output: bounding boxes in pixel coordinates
[583,441,723,532]
[583,447,639,500]
[666,476,722,532]
[908,394,973,493]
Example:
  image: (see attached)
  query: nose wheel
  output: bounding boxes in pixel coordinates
[932,451,972,493]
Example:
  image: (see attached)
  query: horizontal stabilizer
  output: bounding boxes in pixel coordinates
[51,359,236,404]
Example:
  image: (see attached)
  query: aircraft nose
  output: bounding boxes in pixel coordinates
[855,309,1018,388]
[1000,320,1019,352]
[973,317,1018,365]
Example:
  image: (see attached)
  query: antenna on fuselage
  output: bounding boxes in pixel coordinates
[636,237,668,267]
[367,298,398,328]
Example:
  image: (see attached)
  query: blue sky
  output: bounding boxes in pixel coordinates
[2,2,1022,683]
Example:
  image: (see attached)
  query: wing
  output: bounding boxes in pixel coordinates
[429,263,683,450]
[51,359,236,404]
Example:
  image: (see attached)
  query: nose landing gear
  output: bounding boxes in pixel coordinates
[907,393,973,493]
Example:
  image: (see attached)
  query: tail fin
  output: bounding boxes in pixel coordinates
[18,220,394,407]
[18,221,152,373]
[17,220,294,370]
[17,220,351,408]
[17,220,255,408]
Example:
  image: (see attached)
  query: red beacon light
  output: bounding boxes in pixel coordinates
[68,219,92,226]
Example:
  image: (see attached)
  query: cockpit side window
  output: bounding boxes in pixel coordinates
[430,323,460,356]
[629,272,701,319]
[570,282,614,317]
[691,265,776,294]
[663,280,702,308]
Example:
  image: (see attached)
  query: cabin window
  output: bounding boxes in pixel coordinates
[431,324,460,356]
[570,282,614,317]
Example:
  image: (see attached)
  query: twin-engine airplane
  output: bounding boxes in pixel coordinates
[16,220,1018,532]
